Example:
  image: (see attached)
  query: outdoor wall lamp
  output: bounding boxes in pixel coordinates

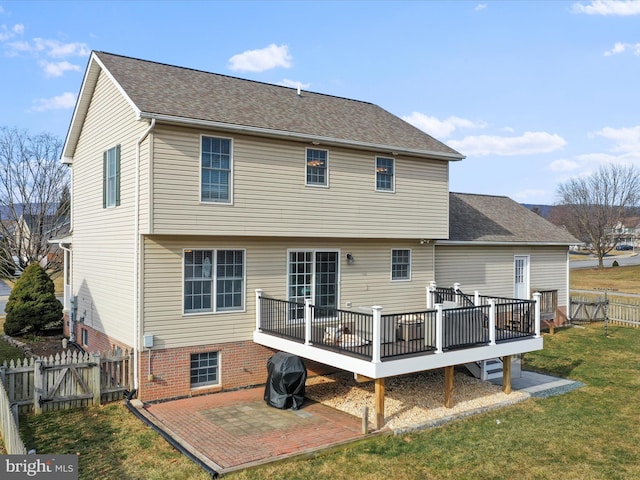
[346,253,354,265]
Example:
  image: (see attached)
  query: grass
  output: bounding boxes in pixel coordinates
[3,266,640,478]
[9,324,640,480]
[570,264,640,295]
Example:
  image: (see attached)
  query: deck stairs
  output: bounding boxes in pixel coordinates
[465,358,504,381]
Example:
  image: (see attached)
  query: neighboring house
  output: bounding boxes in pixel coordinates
[610,217,640,248]
[61,52,577,404]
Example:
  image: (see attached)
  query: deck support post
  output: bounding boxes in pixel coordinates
[444,365,455,408]
[502,355,512,394]
[374,378,385,430]
[533,292,541,338]
[255,289,263,332]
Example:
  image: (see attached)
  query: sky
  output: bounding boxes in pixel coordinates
[1,0,639,205]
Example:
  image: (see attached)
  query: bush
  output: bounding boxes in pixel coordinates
[612,260,619,267]
[3,263,63,336]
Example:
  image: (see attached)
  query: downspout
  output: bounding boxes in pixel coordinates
[59,244,74,341]
[134,119,156,391]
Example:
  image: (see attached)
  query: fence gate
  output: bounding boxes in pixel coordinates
[34,351,101,414]
[570,298,607,323]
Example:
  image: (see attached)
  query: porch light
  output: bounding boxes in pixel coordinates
[346,253,354,265]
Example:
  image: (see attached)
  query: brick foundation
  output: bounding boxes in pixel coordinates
[138,341,333,402]
[63,313,130,353]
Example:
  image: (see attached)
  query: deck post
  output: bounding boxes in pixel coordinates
[474,291,480,306]
[304,299,312,345]
[502,355,512,394]
[427,281,437,309]
[453,283,461,306]
[375,378,385,429]
[372,306,382,363]
[435,304,443,354]
[444,365,455,408]
[255,289,263,332]
[489,299,496,346]
[533,292,541,338]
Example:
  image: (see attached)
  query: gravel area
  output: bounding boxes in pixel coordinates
[306,369,527,432]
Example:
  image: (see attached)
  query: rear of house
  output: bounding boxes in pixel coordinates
[61,52,577,403]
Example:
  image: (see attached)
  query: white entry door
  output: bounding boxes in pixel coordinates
[514,255,530,299]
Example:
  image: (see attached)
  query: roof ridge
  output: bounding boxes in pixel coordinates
[94,50,376,107]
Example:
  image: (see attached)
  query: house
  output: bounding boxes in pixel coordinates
[60,52,577,414]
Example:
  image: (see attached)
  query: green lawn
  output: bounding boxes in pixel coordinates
[10,324,639,480]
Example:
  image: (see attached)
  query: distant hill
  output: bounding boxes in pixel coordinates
[521,204,553,220]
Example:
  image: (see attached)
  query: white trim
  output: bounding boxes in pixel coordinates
[139,112,465,162]
[305,147,330,188]
[390,248,412,282]
[253,330,543,379]
[286,248,341,309]
[182,248,247,315]
[199,134,234,205]
[436,240,577,246]
[514,255,530,300]
[375,156,395,193]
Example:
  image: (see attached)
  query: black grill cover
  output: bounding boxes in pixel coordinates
[264,352,307,410]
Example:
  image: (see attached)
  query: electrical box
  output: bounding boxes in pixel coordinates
[143,334,154,348]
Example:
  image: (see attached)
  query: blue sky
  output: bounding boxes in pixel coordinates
[1,0,639,205]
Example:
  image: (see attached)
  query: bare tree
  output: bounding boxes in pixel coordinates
[557,163,640,269]
[0,126,70,277]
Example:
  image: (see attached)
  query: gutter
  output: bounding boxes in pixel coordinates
[134,119,156,390]
[137,112,465,162]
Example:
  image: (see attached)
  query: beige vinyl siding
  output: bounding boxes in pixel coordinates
[142,236,435,350]
[71,70,149,346]
[435,245,569,307]
[150,125,449,239]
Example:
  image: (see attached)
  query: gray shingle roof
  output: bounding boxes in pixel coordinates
[93,51,462,159]
[448,193,579,244]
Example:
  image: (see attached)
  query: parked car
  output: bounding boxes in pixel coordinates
[616,244,634,251]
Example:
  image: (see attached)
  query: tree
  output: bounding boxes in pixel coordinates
[0,126,70,277]
[556,163,640,269]
[3,263,63,336]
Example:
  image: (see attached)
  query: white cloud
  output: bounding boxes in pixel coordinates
[604,41,640,56]
[474,4,487,11]
[549,158,581,172]
[594,125,640,152]
[572,1,640,15]
[0,23,23,42]
[512,189,549,201]
[448,131,567,156]
[31,92,76,112]
[41,60,81,78]
[280,78,311,90]
[228,44,292,72]
[402,112,487,138]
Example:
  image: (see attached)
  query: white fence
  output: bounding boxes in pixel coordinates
[0,374,26,454]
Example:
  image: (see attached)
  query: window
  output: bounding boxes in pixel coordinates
[288,250,338,319]
[201,136,232,203]
[103,145,120,208]
[376,157,395,192]
[190,351,219,388]
[81,328,88,347]
[391,249,411,281]
[306,148,328,186]
[184,249,244,314]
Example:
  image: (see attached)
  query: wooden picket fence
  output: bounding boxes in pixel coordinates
[570,296,640,328]
[0,348,133,415]
[0,375,26,454]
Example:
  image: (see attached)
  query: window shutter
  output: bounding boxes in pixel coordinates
[103,151,107,208]
[115,145,121,206]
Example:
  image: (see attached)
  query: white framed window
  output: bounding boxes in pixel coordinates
[81,328,88,347]
[288,250,339,320]
[103,145,120,208]
[184,249,245,314]
[376,157,395,192]
[306,148,329,187]
[391,249,411,281]
[201,136,232,203]
[190,351,219,388]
